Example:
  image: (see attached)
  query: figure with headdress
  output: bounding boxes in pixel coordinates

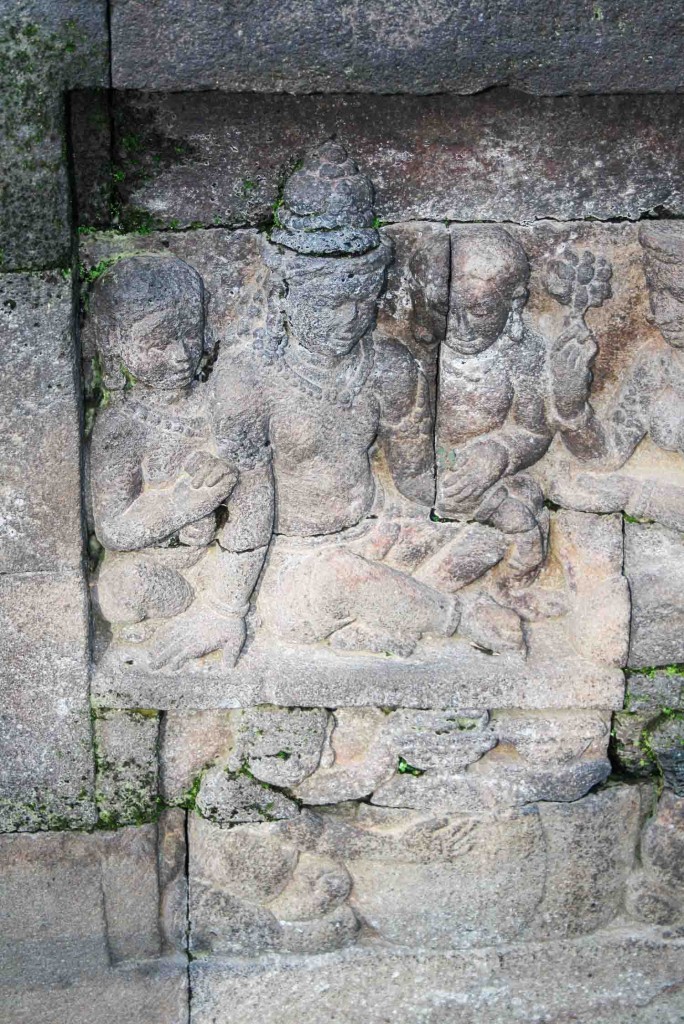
[146,143,538,667]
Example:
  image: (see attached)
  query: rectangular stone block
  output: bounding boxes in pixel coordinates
[0,2,109,269]
[106,91,684,230]
[0,823,173,985]
[189,931,684,1024]
[1,960,188,1024]
[110,0,684,94]
[625,523,684,670]
[0,272,83,573]
[0,571,96,830]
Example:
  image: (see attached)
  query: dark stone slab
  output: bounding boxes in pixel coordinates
[110,0,684,95]
[69,89,113,228]
[0,2,109,270]
[108,91,684,231]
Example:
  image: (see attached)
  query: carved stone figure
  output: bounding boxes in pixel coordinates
[87,254,251,667]
[200,143,537,660]
[553,223,684,467]
[86,147,622,679]
[436,228,612,596]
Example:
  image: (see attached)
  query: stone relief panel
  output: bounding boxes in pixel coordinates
[188,783,649,957]
[79,143,682,713]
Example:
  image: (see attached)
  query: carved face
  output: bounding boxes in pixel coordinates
[118,304,204,389]
[283,267,385,356]
[449,271,522,355]
[645,261,684,349]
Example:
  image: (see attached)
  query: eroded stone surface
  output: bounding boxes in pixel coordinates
[94,709,160,826]
[0,572,95,831]
[626,790,684,927]
[189,930,684,1024]
[0,2,108,269]
[110,1,684,94]
[0,820,185,984]
[83,155,639,712]
[2,960,188,1024]
[107,91,684,230]
[625,523,684,669]
[188,785,648,957]
[0,273,83,572]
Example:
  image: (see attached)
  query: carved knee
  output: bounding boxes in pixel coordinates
[95,556,195,624]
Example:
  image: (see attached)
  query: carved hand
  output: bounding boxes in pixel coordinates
[182,450,237,491]
[439,441,508,508]
[170,453,238,516]
[550,319,598,422]
[147,606,246,671]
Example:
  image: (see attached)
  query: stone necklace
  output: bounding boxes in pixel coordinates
[124,392,208,440]
[273,333,375,408]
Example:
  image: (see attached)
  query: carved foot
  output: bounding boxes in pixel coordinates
[457,594,525,654]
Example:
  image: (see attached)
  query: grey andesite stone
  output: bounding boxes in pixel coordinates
[110,0,684,94]
[0,572,95,831]
[0,822,178,984]
[94,709,160,826]
[625,522,684,669]
[188,786,648,959]
[0,272,83,572]
[0,1,109,269]
[189,929,684,1024]
[107,91,684,231]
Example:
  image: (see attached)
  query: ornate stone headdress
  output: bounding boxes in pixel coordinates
[271,140,380,257]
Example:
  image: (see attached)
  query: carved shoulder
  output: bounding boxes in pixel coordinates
[373,337,424,424]
[210,342,271,466]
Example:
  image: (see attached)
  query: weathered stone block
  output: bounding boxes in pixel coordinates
[625,523,684,669]
[0,571,95,831]
[94,709,160,826]
[110,1,684,95]
[1,960,188,1024]
[0,823,177,984]
[0,272,83,573]
[188,786,646,957]
[189,931,684,1024]
[0,2,109,269]
[106,91,684,230]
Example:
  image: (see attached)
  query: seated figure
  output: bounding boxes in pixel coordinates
[436,227,611,592]
[88,253,248,667]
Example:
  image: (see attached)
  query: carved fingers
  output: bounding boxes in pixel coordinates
[183,450,237,492]
[550,321,598,420]
[440,441,508,505]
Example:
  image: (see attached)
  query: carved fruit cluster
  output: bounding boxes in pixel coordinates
[543,249,612,316]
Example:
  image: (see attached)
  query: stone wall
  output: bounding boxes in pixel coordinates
[1,4,684,1023]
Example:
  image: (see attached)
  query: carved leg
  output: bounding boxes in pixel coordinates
[94,551,195,624]
[265,547,458,657]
